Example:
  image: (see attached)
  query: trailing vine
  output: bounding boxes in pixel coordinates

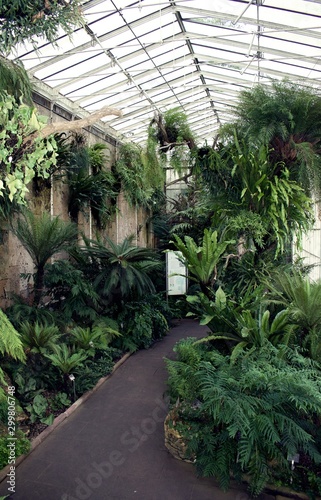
[114,142,165,207]
[0,92,57,205]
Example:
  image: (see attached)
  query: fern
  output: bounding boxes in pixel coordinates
[166,339,321,496]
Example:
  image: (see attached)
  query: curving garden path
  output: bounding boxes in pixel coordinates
[0,319,276,500]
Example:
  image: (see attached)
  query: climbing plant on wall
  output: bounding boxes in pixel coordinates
[0,92,57,205]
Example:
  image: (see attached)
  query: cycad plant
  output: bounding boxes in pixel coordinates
[13,211,78,305]
[19,321,61,355]
[268,271,321,359]
[74,234,161,306]
[45,344,87,377]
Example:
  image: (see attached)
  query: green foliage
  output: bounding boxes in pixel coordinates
[68,325,112,357]
[0,432,30,470]
[45,344,88,375]
[195,140,314,258]
[5,296,58,329]
[0,92,57,204]
[166,339,321,496]
[147,108,197,174]
[114,142,164,207]
[0,0,84,53]
[13,211,78,305]
[187,288,295,356]
[116,300,169,352]
[171,229,233,293]
[0,308,25,363]
[268,271,321,359]
[232,81,321,197]
[66,140,118,228]
[19,321,61,354]
[25,394,54,425]
[73,350,115,395]
[0,56,32,104]
[75,234,161,305]
[49,392,71,411]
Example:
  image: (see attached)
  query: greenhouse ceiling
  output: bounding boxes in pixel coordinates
[9,0,321,146]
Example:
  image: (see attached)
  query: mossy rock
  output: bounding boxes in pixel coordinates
[164,410,195,463]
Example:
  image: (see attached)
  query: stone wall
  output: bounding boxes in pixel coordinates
[0,97,153,308]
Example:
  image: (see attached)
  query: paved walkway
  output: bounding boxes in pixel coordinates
[0,319,277,500]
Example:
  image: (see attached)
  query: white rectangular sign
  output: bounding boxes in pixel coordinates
[166,251,188,295]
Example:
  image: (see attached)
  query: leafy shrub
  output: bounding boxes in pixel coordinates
[74,349,115,395]
[44,259,100,323]
[166,339,321,497]
[0,432,31,470]
[116,300,169,352]
[19,321,61,354]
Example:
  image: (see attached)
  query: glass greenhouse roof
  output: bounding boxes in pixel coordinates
[10,0,321,145]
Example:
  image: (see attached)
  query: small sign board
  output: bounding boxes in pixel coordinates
[166,251,188,295]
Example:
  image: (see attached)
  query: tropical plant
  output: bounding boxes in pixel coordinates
[268,271,321,359]
[73,234,161,306]
[166,339,321,496]
[68,326,109,357]
[44,259,100,323]
[0,0,84,53]
[64,139,118,227]
[116,300,169,352]
[0,56,33,104]
[0,308,25,399]
[5,295,58,328]
[19,321,61,354]
[68,169,117,227]
[114,142,163,207]
[230,81,321,197]
[0,308,25,363]
[13,211,78,305]
[195,139,314,258]
[25,393,54,425]
[170,229,234,295]
[0,430,30,470]
[45,344,87,376]
[0,92,58,205]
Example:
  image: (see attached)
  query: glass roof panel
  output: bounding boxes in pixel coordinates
[7,0,321,145]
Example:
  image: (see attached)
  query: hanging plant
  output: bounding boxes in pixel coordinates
[65,138,119,228]
[0,0,85,53]
[148,108,197,175]
[114,142,164,207]
[0,56,33,104]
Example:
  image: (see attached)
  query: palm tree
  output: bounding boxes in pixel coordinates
[75,234,161,306]
[13,211,78,305]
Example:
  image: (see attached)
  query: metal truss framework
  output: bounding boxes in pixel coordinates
[11,0,321,145]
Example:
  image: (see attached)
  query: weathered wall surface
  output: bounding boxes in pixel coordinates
[0,98,152,308]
